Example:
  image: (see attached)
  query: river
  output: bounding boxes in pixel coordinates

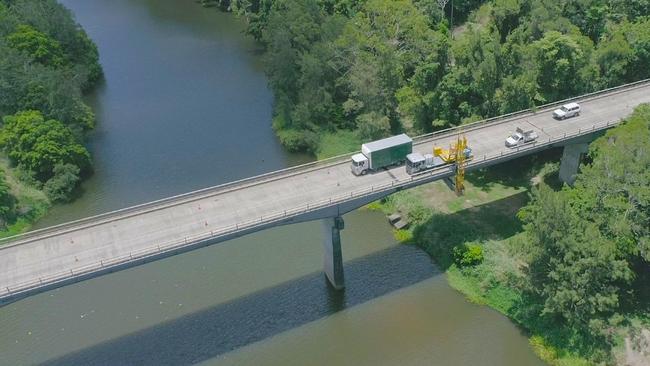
[0,1,545,365]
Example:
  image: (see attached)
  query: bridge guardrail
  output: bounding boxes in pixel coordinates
[1,79,648,248]
[1,118,625,301]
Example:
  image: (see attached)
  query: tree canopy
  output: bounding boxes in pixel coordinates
[213,0,650,153]
[0,0,101,205]
[518,104,650,357]
[1,110,91,183]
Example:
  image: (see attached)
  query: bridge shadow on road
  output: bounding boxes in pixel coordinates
[42,245,438,366]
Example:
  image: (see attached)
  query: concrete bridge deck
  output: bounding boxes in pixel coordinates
[1,80,649,304]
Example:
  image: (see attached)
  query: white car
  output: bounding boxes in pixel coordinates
[553,102,581,119]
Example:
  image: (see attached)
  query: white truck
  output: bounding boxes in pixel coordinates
[351,134,413,176]
[505,127,538,148]
[405,153,447,175]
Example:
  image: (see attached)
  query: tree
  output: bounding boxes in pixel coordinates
[595,26,634,86]
[0,110,91,182]
[44,163,80,202]
[0,169,16,228]
[518,104,650,344]
[355,111,391,140]
[491,0,525,41]
[336,0,447,130]
[6,24,65,67]
[531,30,597,101]
[7,0,102,84]
[494,72,542,114]
[518,184,633,332]
[571,104,650,263]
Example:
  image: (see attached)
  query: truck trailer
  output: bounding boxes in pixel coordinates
[351,134,413,176]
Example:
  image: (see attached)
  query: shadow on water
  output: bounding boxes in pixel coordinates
[42,245,438,366]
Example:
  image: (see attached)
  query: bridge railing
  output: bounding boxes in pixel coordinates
[1,118,626,300]
[1,78,648,248]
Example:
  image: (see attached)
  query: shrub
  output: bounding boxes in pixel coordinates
[276,128,318,153]
[394,229,413,243]
[43,163,80,202]
[453,243,484,267]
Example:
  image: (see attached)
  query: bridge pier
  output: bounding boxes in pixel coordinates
[559,142,589,186]
[322,216,345,290]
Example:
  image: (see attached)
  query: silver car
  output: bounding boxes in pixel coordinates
[553,102,581,119]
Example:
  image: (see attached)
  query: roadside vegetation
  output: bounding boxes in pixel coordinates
[368,105,650,365]
[202,0,649,154]
[0,0,102,234]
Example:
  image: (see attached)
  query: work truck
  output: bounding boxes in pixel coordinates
[505,127,538,148]
[405,143,472,175]
[351,134,413,176]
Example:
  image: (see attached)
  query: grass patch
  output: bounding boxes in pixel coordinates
[0,156,50,241]
[364,201,383,211]
[316,130,362,160]
[393,229,413,243]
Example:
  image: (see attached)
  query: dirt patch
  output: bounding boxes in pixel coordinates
[624,329,650,366]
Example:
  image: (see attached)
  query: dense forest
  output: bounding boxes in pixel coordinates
[0,0,101,229]
[204,0,649,155]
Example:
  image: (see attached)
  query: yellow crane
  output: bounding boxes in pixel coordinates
[454,135,468,195]
[433,134,469,195]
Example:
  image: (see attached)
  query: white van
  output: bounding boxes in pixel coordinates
[553,102,581,119]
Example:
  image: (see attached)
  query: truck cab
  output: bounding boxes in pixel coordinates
[351,153,369,175]
[405,153,426,175]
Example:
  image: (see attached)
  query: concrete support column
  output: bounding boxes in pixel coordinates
[559,142,589,186]
[322,216,345,290]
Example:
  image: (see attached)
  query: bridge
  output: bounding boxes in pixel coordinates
[1,80,649,305]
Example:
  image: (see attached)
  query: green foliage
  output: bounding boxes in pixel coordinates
[240,0,650,153]
[511,105,650,362]
[0,110,91,182]
[531,30,596,101]
[0,169,16,227]
[453,242,485,266]
[355,112,391,140]
[596,17,650,85]
[43,163,80,202]
[0,0,101,130]
[393,229,413,243]
[6,24,65,66]
[275,128,319,153]
[573,104,650,263]
[415,213,477,268]
[519,184,633,334]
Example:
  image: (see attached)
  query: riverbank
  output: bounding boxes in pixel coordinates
[365,150,586,364]
[0,0,102,238]
[366,143,649,365]
[0,157,50,239]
